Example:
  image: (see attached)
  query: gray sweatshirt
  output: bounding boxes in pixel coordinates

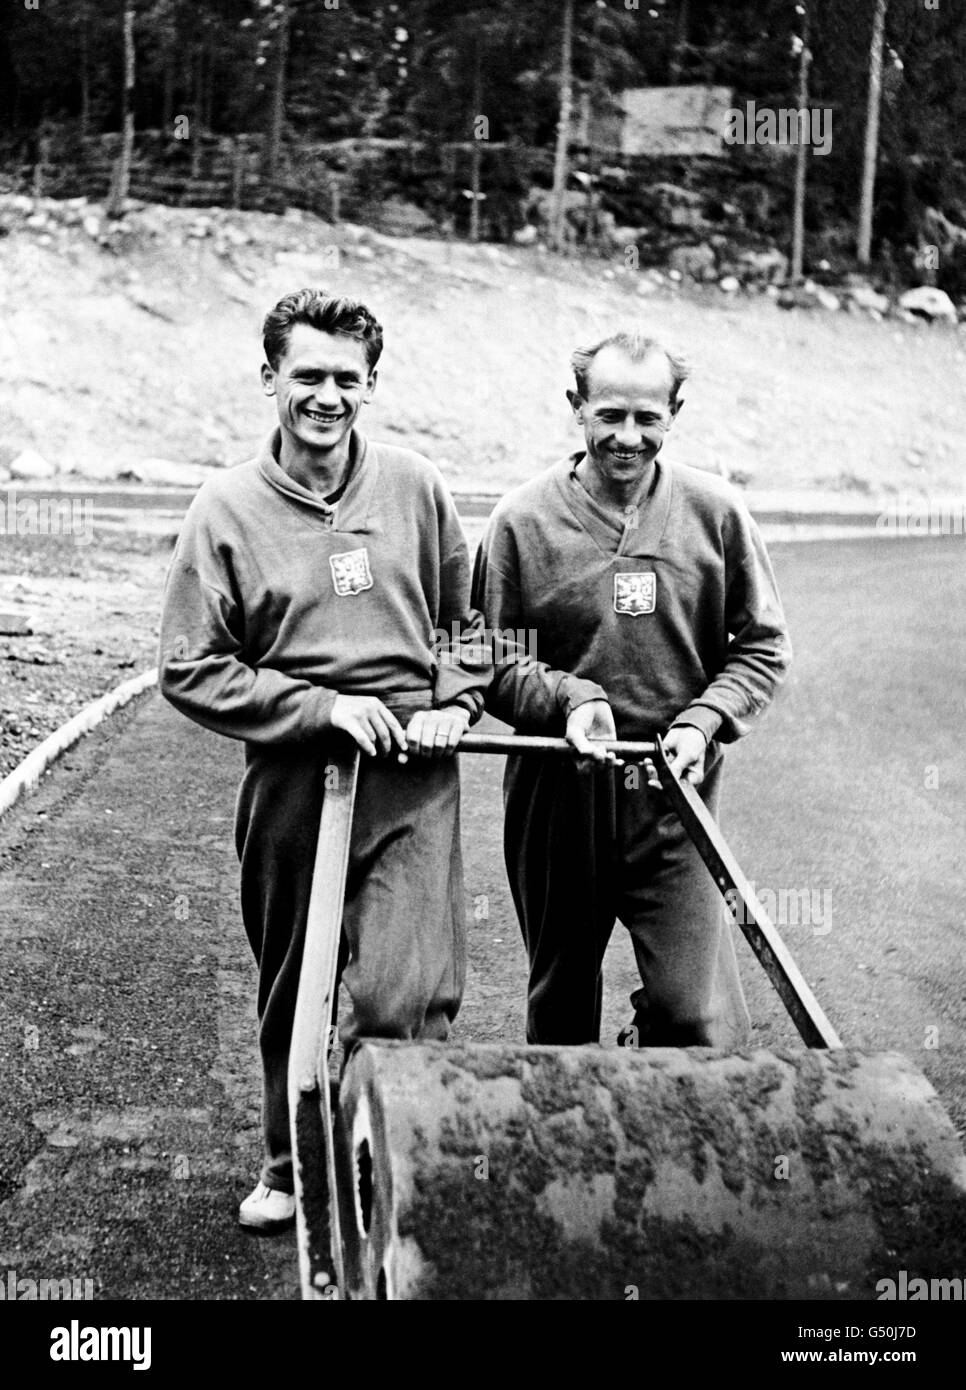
[471,453,791,743]
[159,429,489,743]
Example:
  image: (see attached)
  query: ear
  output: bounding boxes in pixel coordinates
[566,388,583,418]
[363,368,378,401]
[670,395,683,422]
[260,362,276,396]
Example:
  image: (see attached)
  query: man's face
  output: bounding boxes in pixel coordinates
[569,346,679,485]
[261,323,376,453]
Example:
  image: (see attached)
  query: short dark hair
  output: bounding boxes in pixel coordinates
[571,331,689,406]
[262,288,384,372]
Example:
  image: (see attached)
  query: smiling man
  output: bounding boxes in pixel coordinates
[472,330,791,1048]
[159,289,488,1233]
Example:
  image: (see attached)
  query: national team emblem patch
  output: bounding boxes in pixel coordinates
[614,571,656,616]
[329,547,373,596]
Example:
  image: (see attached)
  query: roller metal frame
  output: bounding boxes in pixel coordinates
[288,731,840,1299]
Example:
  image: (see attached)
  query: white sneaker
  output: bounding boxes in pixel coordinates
[238,1181,296,1234]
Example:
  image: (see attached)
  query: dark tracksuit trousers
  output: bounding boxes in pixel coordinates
[234,709,465,1194]
[504,743,749,1048]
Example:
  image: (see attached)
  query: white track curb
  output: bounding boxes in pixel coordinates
[0,666,158,819]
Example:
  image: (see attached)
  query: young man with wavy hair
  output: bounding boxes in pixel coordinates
[160,289,488,1233]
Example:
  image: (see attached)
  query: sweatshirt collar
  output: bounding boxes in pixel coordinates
[555,450,673,558]
[256,428,380,532]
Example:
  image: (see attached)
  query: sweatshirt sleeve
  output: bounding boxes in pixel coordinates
[471,512,606,732]
[430,482,492,724]
[158,498,337,744]
[671,505,792,745]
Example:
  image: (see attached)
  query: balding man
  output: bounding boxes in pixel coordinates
[472,331,791,1048]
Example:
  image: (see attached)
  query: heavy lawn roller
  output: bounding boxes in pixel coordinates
[288,735,966,1301]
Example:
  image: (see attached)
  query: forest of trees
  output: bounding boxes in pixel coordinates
[1,1,964,284]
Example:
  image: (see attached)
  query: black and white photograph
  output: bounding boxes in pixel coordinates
[0,0,964,1352]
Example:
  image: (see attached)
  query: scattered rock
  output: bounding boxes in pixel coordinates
[115,458,213,487]
[0,613,33,637]
[738,247,789,284]
[512,224,538,247]
[376,198,436,237]
[777,280,840,312]
[221,223,250,248]
[843,284,890,317]
[719,275,741,294]
[339,222,372,245]
[668,241,716,281]
[9,449,57,481]
[66,456,120,482]
[898,286,958,324]
[651,183,707,232]
[611,225,640,250]
[777,285,811,310]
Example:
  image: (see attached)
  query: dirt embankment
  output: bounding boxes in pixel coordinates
[0,197,964,500]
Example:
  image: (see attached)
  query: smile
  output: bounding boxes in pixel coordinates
[303,408,344,423]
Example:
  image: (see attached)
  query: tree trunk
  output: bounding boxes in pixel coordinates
[33,125,51,198]
[669,0,691,85]
[549,0,574,254]
[161,55,174,135]
[857,0,887,266]
[585,0,603,249]
[79,10,90,140]
[790,7,812,283]
[469,39,483,243]
[232,137,247,209]
[203,38,214,131]
[107,1,135,219]
[191,45,204,179]
[264,1,291,186]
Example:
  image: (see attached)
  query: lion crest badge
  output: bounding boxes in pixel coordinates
[614,571,656,617]
[329,547,373,597]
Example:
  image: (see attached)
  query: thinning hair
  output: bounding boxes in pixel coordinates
[571,331,690,405]
[262,288,384,372]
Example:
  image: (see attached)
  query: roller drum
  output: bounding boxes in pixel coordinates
[336,1041,966,1301]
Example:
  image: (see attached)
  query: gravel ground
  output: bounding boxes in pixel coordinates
[0,530,170,779]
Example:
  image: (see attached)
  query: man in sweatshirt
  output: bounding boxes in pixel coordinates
[472,330,790,1049]
[159,289,489,1234]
